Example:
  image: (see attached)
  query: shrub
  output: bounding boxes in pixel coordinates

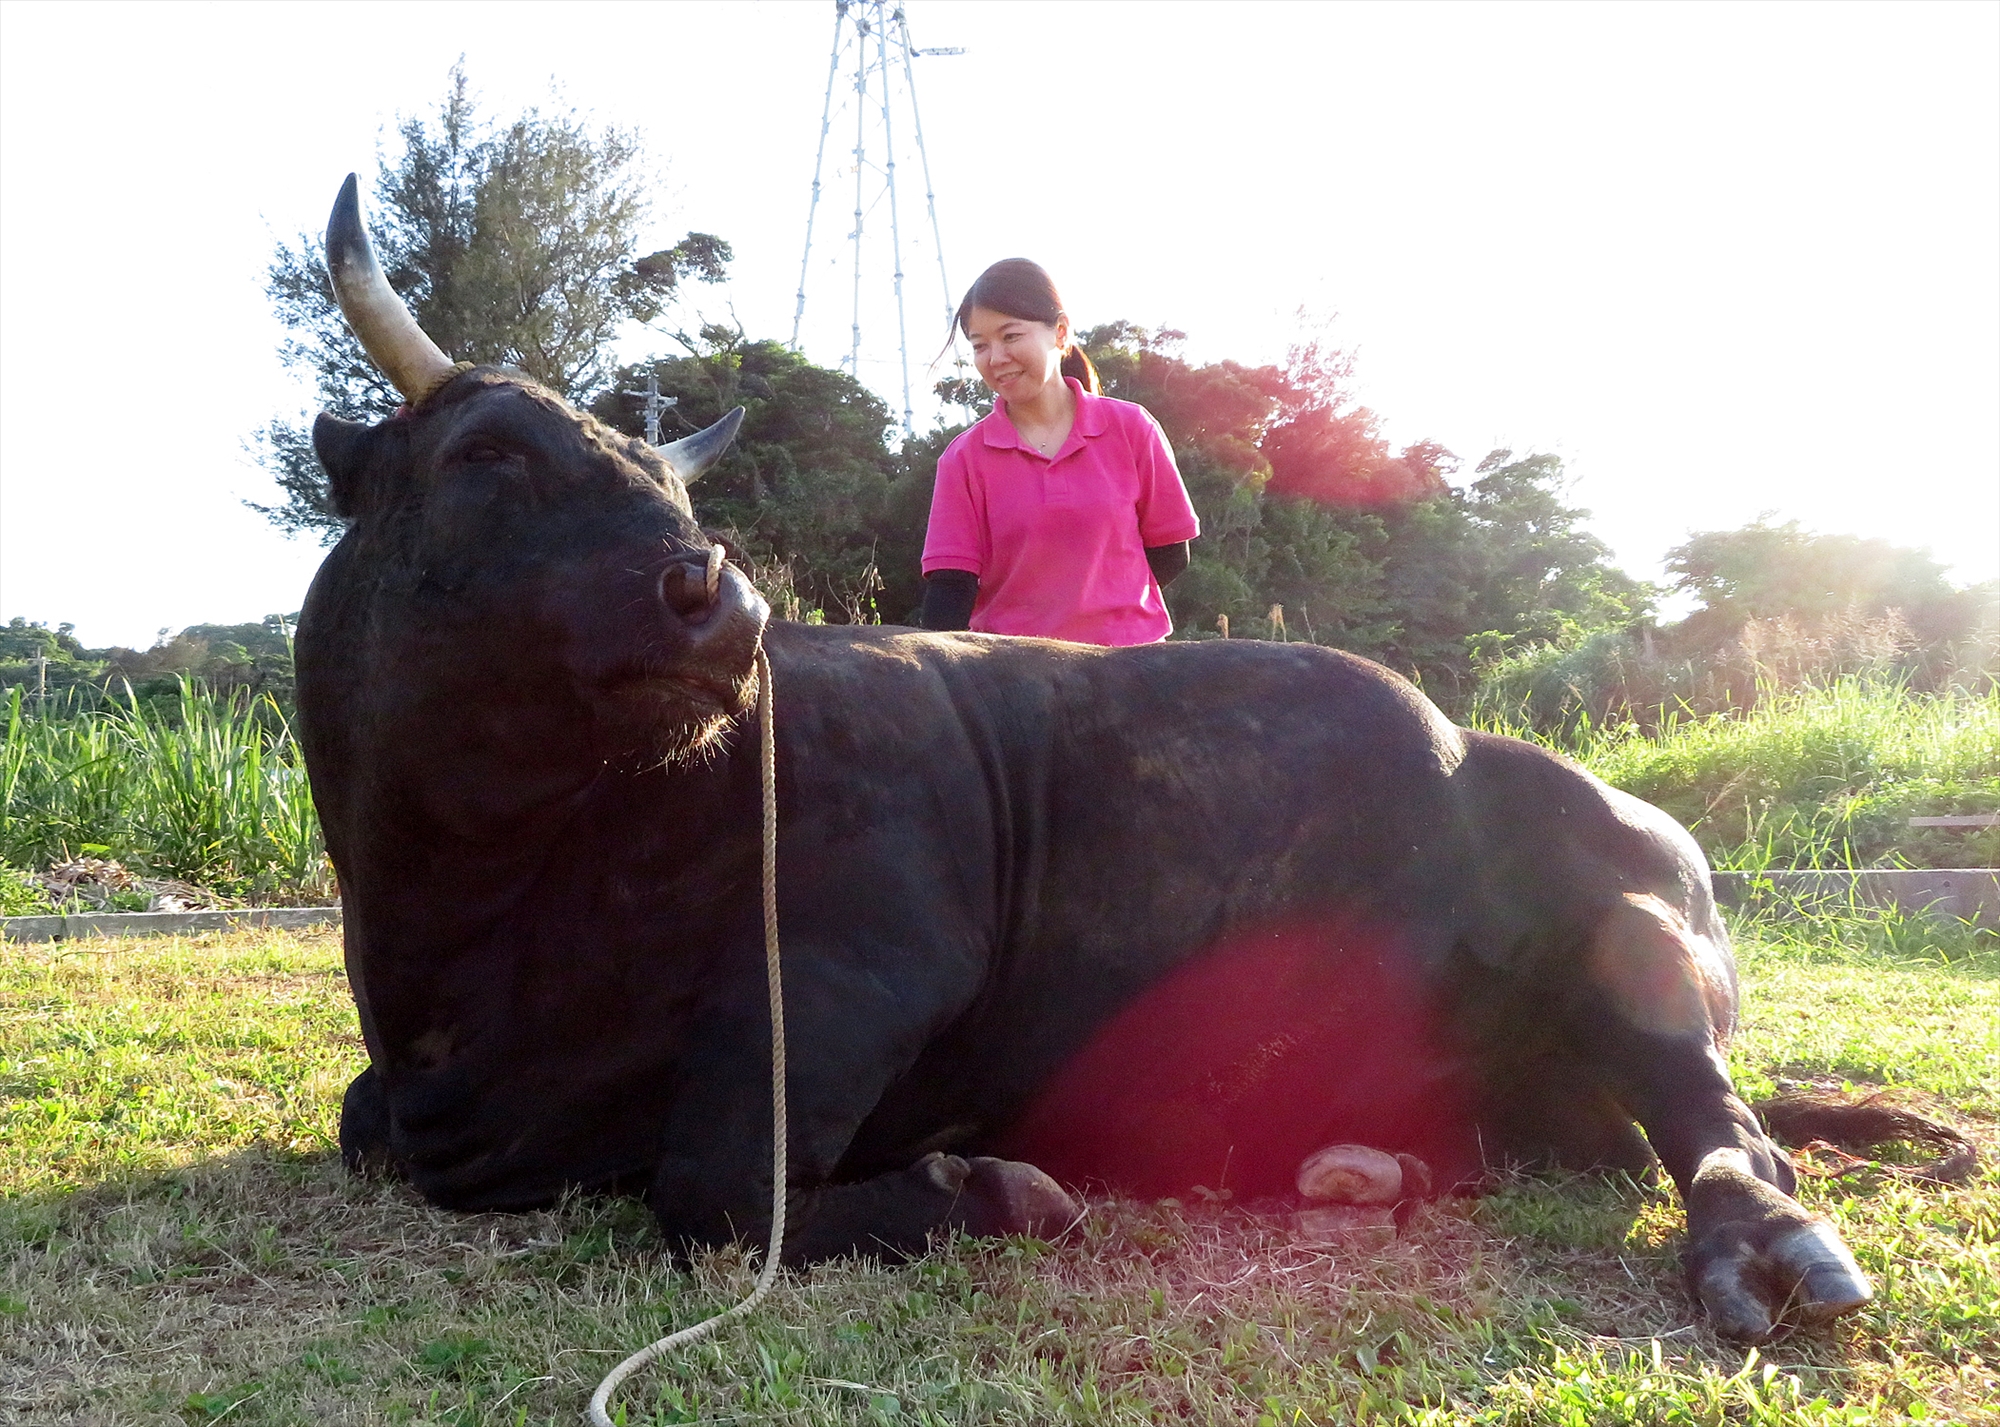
[0,681,331,903]
[1473,602,1997,738]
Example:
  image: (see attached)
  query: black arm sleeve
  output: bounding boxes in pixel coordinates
[1145,540,1190,588]
[919,568,979,631]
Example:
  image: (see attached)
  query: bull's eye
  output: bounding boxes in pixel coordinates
[459,442,508,465]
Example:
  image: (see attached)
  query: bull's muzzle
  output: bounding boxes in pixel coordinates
[658,551,726,625]
[653,550,769,706]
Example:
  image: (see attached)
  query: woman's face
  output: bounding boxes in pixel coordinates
[964,305,1069,405]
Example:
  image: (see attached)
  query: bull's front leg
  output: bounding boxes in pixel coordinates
[338,1063,405,1179]
[1580,896,1871,1342]
[648,946,1077,1263]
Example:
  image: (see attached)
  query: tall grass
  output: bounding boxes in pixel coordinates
[0,681,330,903]
[1539,679,2000,870]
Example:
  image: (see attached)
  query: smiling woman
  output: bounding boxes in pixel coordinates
[919,260,1201,645]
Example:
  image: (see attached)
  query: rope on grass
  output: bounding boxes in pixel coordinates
[588,621,785,1427]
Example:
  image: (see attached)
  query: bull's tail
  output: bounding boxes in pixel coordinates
[1755,1089,1978,1184]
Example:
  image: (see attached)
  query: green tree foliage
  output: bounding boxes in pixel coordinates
[1664,517,1976,647]
[590,334,917,623]
[1473,520,1995,735]
[0,619,87,666]
[0,619,94,696]
[105,618,298,701]
[0,617,300,705]
[233,68,1645,703]
[251,63,730,543]
[1079,324,1650,700]
[592,319,1642,672]
[663,320,1651,704]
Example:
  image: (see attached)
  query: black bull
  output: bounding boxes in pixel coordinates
[300,368,1869,1343]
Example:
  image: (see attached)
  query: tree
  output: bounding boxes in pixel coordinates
[1459,451,1652,646]
[1665,518,1955,629]
[590,335,911,623]
[250,63,731,542]
[1262,335,1451,511]
[0,616,303,705]
[0,618,88,665]
[1073,324,1647,701]
[1657,517,1988,693]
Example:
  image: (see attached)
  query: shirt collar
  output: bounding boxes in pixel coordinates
[980,375,1109,449]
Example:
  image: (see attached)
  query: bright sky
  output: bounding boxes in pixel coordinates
[2,0,1994,649]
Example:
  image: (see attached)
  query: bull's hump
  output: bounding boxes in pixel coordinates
[760,623,1468,780]
[1103,639,1467,776]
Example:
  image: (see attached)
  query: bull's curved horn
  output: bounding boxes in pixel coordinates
[657,406,745,484]
[325,173,456,402]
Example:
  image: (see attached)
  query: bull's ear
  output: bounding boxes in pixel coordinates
[313,413,378,518]
[656,406,745,485]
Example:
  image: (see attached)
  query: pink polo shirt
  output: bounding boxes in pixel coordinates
[921,378,1201,646]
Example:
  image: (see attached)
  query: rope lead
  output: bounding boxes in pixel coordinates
[588,638,786,1427]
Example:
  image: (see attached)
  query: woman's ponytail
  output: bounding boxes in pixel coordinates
[1061,344,1101,396]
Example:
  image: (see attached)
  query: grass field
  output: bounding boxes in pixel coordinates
[3,908,1994,1426]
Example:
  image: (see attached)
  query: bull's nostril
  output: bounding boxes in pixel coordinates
[659,561,716,621]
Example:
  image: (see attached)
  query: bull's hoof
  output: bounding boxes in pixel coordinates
[914,1150,971,1193]
[338,1064,401,1180]
[1297,1144,1405,1205]
[1686,1150,1872,1342]
[962,1156,1081,1238]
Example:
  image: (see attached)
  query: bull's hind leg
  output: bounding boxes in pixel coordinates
[1577,895,1870,1342]
[785,1154,1078,1261]
[653,1145,1077,1264]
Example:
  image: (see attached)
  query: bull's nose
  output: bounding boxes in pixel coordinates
[658,555,717,624]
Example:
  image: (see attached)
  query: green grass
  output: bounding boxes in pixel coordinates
[0,683,331,904]
[3,915,1995,1425]
[1558,680,2000,871]
[0,860,50,917]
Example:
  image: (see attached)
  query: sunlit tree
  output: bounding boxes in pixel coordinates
[250,63,730,542]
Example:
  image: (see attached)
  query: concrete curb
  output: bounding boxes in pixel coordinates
[0,906,342,943]
[1711,870,1999,928]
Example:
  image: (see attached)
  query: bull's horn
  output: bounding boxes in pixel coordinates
[325,173,456,402]
[657,406,745,484]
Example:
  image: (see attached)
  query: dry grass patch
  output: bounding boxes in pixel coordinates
[3,925,1994,1425]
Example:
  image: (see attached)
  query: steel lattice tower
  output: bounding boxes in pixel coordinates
[792,1,959,435]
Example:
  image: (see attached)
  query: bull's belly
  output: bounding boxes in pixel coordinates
[987,919,1480,1199]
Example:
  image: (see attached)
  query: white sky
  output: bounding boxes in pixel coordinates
[2,0,1995,649]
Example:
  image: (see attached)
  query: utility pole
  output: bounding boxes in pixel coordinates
[620,370,679,446]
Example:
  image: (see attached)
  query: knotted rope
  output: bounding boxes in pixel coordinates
[588,550,786,1427]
